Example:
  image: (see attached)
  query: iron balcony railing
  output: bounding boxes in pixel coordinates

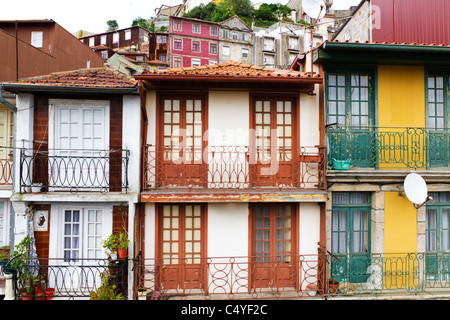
[5,258,127,300]
[326,125,450,169]
[133,254,326,299]
[143,145,326,191]
[19,148,129,193]
[327,251,450,296]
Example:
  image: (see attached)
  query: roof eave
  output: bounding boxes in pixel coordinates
[1,83,139,95]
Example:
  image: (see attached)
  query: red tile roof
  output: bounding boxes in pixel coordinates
[14,67,137,88]
[144,61,320,79]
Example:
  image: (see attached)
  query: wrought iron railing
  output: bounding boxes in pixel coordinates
[7,258,127,300]
[133,254,324,299]
[326,125,450,169]
[326,251,450,296]
[143,145,326,191]
[19,148,129,193]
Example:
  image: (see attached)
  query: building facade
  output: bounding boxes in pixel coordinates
[218,16,254,64]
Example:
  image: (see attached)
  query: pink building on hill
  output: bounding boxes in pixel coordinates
[169,16,219,68]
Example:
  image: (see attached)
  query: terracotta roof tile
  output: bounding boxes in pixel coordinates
[144,61,319,79]
[15,67,137,88]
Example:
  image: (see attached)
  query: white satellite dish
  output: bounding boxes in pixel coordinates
[302,0,326,20]
[403,173,430,208]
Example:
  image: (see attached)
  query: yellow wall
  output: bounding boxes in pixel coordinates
[384,192,417,253]
[377,65,426,169]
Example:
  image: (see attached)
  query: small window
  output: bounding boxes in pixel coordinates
[222,30,229,38]
[192,40,200,52]
[209,60,217,65]
[209,43,217,54]
[242,33,248,41]
[101,51,108,59]
[88,37,95,47]
[174,38,182,50]
[157,35,167,43]
[210,26,218,36]
[173,56,182,68]
[192,58,201,67]
[232,31,238,40]
[193,23,200,34]
[159,54,166,62]
[223,46,230,56]
[101,35,107,45]
[113,33,119,43]
[31,31,43,48]
[173,20,182,31]
[242,48,248,58]
[125,30,131,40]
[136,56,144,62]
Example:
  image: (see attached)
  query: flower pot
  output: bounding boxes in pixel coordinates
[21,292,34,300]
[45,288,55,300]
[117,248,127,259]
[31,183,42,193]
[332,158,351,170]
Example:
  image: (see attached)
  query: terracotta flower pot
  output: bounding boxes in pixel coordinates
[117,248,127,259]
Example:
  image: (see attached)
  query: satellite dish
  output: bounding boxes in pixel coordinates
[403,173,430,208]
[302,0,326,20]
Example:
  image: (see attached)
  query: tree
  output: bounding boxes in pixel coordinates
[107,20,118,31]
[183,2,217,21]
[132,17,150,30]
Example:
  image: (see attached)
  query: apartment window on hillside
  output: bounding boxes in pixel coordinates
[223,30,229,38]
[232,31,239,40]
[173,20,182,31]
[31,31,43,48]
[192,58,201,67]
[174,38,182,50]
[193,23,200,34]
[263,54,274,67]
[192,40,200,52]
[88,36,95,47]
[242,33,248,41]
[242,48,249,58]
[289,37,299,50]
[263,37,275,51]
[210,26,218,36]
[157,35,167,43]
[101,35,107,45]
[223,45,230,56]
[209,43,217,54]
[173,56,182,68]
[125,30,131,40]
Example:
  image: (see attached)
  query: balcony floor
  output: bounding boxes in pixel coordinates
[140,188,327,202]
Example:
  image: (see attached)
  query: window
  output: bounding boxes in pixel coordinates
[223,30,229,38]
[426,192,450,280]
[101,35,107,45]
[88,37,95,47]
[159,54,166,62]
[193,23,200,34]
[173,38,182,50]
[113,33,119,44]
[173,20,182,31]
[289,37,299,50]
[209,43,217,54]
[209,60,217,65]
[125,30,131,40]
[192,58,201,67]
[331,192,370,282]
[136,56,144,62]
[210,26,218,36]
[263,53,274,67]
[31,31,43,48]
[173,56,182,68]
[242,48,248,58]
[222,45,230,56]
[0,202,6,246]
[232,31,238,40]
[242,33,248,41]
[192,40,200,52]
[157,35,167,43]
[101,51,108,59]
[0,108,14,158]
[263,37,275,51]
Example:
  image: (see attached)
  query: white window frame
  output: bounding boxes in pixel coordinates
[113,33,119,44]
[125,30,131,40]
[192,23,200,34]
[192,40,200,52]
[101,35,107,45]
[31,31,43,48]
[89,37,95,47]
[210,26,218,36]
[192,58,201,67]
[173,38,182,50]
[223,45,230,56]
[222,29,229,38]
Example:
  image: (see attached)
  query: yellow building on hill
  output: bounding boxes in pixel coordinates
[311,41,450,294]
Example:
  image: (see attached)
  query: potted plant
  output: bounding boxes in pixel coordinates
[102,233,118,258]
[0,245,10,272]
[18,272,35,300]
[117,230,130,259]
[89,270,124,300]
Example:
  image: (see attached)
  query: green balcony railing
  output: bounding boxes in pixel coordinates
[327,252,450,296]
[326,126,450,169]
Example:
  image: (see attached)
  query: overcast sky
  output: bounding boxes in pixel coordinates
[0,0,361,35]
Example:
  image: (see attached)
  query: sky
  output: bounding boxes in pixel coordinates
[0,0,361,35]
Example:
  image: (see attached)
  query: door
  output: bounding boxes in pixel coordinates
[157,204,206,292]
[251,96,297,187]
[250,203,297,290]
[50,99,109,190]
[331,192,371,283]
[326,70,375,168]
[159,96,207,187]
[50,207,111,292]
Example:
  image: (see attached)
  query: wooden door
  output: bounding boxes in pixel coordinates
[251,97,298,187]
[250,203,298,290]
[157,204,206,292]
[159,96,207,187]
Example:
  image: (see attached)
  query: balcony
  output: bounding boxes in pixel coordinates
[327,126,450,170]
[19,148,129,193]
[142,145,326,201]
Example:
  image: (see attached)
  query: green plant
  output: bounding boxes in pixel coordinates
[102,233,118,256]
[117,230,130,250]
[90,270,124,300]
[10,236,32,270]
[0,245,9,261]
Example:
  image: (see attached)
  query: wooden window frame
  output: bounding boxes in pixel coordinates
[192,40,200,53]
